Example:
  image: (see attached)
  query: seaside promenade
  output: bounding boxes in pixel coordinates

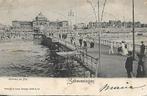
[50,35,147,77]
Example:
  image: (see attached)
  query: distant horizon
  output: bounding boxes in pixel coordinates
[0,16,146,26]
[0,0,147,25]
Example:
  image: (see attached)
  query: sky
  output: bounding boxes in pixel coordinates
[0,0,147,25]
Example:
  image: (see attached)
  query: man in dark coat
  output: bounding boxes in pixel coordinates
[140,41,145,56]
[79,38,83,47]
[83,40,87,48]
[125,51,133,78]
[136,54,145,77]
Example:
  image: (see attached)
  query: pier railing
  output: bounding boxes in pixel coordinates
[49,36,98,75]
[96,39,147,54]
[75,48,98,73]
[82,36,146,54]
[49,35,147,76]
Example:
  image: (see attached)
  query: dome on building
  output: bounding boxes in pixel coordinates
[35,12,48,21]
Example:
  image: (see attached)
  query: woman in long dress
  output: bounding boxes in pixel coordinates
[121,41,128,55]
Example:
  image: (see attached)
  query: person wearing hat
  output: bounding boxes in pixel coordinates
[125,51,134,78]
[140,41,145,57]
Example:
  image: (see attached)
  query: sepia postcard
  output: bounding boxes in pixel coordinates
[0,0,147,96]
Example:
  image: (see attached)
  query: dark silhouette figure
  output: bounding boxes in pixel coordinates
[136,54,145,77]
[125,52,133,78]
[140,41,145,57]
[70,37,74,44]
[90,41,94,48]
[118,46,122,54]
[79,38,83,47]
[59,34,61,38]
[125,44,127,49]
[83,41,87,48]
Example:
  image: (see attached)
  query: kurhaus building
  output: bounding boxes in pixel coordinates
[12,12,69,34]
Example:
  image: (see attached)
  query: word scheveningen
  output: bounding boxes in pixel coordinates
[67,78,95,85]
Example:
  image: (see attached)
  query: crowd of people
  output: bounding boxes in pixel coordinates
[125,41,146,78]
[108,40,146,78]
[58,34,146,78]
[109,41,132,55]
[58,34,95,49]
[69,35,95,48]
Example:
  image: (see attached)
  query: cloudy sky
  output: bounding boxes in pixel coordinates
[0,0,147,25]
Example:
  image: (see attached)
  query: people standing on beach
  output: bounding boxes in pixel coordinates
[79,37,83,47]
[59,34,61,39]
[140,41,145,57]
[125,51,134,78]
[70,36,74,44]
[83,39,87,48]
[72,37,76,46]
[136,54,145,77]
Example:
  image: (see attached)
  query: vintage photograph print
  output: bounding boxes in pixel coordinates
[0,0,147,78]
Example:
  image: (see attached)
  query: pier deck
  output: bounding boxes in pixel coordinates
[50,36,147,77]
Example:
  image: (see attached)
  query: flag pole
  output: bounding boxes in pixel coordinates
[132,0,135,59]
[96,0,101,77]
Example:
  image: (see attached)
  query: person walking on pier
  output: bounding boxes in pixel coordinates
[118,43,122,55]
[125,51,134,78]
[90,39,94,48]
[136,54,145,77]
[109,42,114,54]
[140,41,145,57]
[121,41,128,56]
[70,36,74,44]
